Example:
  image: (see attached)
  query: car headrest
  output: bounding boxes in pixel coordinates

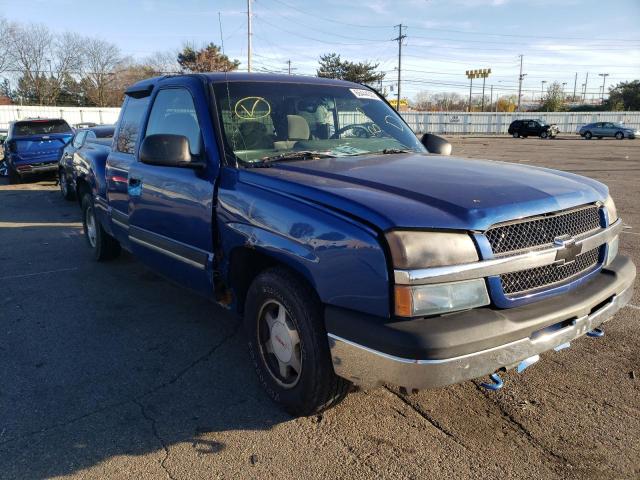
[287,115,310,140]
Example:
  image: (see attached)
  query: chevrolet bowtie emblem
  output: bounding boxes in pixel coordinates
[554,237,582,264]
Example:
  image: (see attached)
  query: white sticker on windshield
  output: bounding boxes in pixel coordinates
[349,88,381,101]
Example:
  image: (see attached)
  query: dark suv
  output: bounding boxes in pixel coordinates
[508,119,559,139]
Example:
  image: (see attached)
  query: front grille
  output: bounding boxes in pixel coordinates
[500,247,600,296]
[485,204,601,255]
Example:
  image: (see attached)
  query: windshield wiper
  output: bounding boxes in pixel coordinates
[245,151,334,168]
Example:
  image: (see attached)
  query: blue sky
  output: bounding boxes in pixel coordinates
[2,0,639,100]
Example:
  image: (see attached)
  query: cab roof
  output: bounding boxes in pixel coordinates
[125,72,365,97]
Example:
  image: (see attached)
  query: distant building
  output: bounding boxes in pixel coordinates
[0,96,13,106]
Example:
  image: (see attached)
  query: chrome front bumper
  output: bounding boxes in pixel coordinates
[328,274,634,390]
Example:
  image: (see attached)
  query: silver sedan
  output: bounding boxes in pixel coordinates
[578,122,638,140]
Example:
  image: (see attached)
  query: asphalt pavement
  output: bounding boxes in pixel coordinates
[0,136,638,479]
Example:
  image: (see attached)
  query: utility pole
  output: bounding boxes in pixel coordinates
[572,72,578,103]
[598,73,609,104]
[540,80,547,103]
[516,54,526,112]
[393,24,406,111]
[489,84,494,111]
[247,0,252,73]
[582,72,589,102]
[287,59,292,75]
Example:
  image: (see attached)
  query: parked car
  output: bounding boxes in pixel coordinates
[0,128,8,177]
[74,122,98,129]
[58,125,115,200]
[578,122,638,140]
[74,73,635,416]
[4,118,74,183]
[508,119,559,138]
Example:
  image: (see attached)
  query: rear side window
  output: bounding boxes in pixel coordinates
[145,88,202,155]
[13,120,72,136]
[116,96,150,154]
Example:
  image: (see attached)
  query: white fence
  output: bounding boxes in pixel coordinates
[0,105,120,129]
[1,104,638,135]
[402,111,640,135]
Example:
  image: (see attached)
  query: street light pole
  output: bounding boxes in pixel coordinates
[598,73,609,104]
[540,80,547,103]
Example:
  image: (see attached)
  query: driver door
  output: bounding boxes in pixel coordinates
[127,83,216,296]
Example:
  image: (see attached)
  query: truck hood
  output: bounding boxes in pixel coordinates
[241,153,608,231]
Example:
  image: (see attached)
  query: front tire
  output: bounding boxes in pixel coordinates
[8,165,20,184]
[244,267,350,416]
[584,131,592,140]
[81,193,121,261]
[59,169,75,200]
[540,131,549,139]
[512,132,519,138]
[615,131,624,140]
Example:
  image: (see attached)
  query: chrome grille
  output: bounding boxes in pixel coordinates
[486,205,601,255]
[500,247,600,296]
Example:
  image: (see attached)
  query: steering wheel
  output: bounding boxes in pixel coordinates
[330,124,372,139]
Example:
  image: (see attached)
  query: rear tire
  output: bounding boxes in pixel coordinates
[81,193,121,261]
[244,267,350,416]
[584,131,592,140]
[59,169,75,201]
[615,131,624,140]
[8,165,21,184]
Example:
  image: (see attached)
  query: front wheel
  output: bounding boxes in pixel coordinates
[81,193,121,261]
[584,131,592,140]
[615,131,624,140]
[540,131,549,139]
[59,169,75,200]
[8,165,21,184]
[244,267,350,416]
[511,132,519,138]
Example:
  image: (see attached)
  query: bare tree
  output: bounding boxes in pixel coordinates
[8,23,52,105]
[144,50,180,75]
[45,32,85,105]
[0,17,15,75]
[82,38,122,107]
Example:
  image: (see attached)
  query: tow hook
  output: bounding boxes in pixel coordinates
[587,327,605,338]
[480,372,504,391]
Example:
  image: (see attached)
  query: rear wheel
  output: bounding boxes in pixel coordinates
[8,165,20,184]
[59,169,75,200]
[244,267,350,416]
[584,131,592,140]
[615,131,624,140]
[81,193,121,261]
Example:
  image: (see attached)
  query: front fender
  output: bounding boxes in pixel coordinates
[218,175,390,318]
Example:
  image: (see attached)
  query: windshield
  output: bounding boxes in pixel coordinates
[13,120,72,136]
[212,81,425,164]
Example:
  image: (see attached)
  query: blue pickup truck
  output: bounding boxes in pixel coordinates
[73,73,635,416]
[4,118,74,183]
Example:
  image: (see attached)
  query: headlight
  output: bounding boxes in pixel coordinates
[385,231,479,269]
[386,231,489,317]
[394,279,490,317]
[603,195,618,224]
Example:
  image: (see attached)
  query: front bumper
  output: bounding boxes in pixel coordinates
[327,255,635,389]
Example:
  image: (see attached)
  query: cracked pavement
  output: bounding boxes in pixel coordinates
[0,137,639,479]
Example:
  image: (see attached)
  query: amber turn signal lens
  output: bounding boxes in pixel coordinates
[394,285,413,317]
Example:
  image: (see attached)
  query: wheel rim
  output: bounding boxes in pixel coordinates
[257,299,302,388]
[616,133,623,139]
[85,205,97,248]
[60,173,67,195]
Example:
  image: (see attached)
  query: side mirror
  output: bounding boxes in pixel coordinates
[421,133,452,156]
[139,134,204,169]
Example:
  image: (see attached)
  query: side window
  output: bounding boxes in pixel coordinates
[145,88,202,155]
[72,131,87,148]
[116,96,150,154]
[86,130,97,140]
[528,121,536,128]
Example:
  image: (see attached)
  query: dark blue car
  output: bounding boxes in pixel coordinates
[4,118,73,183]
